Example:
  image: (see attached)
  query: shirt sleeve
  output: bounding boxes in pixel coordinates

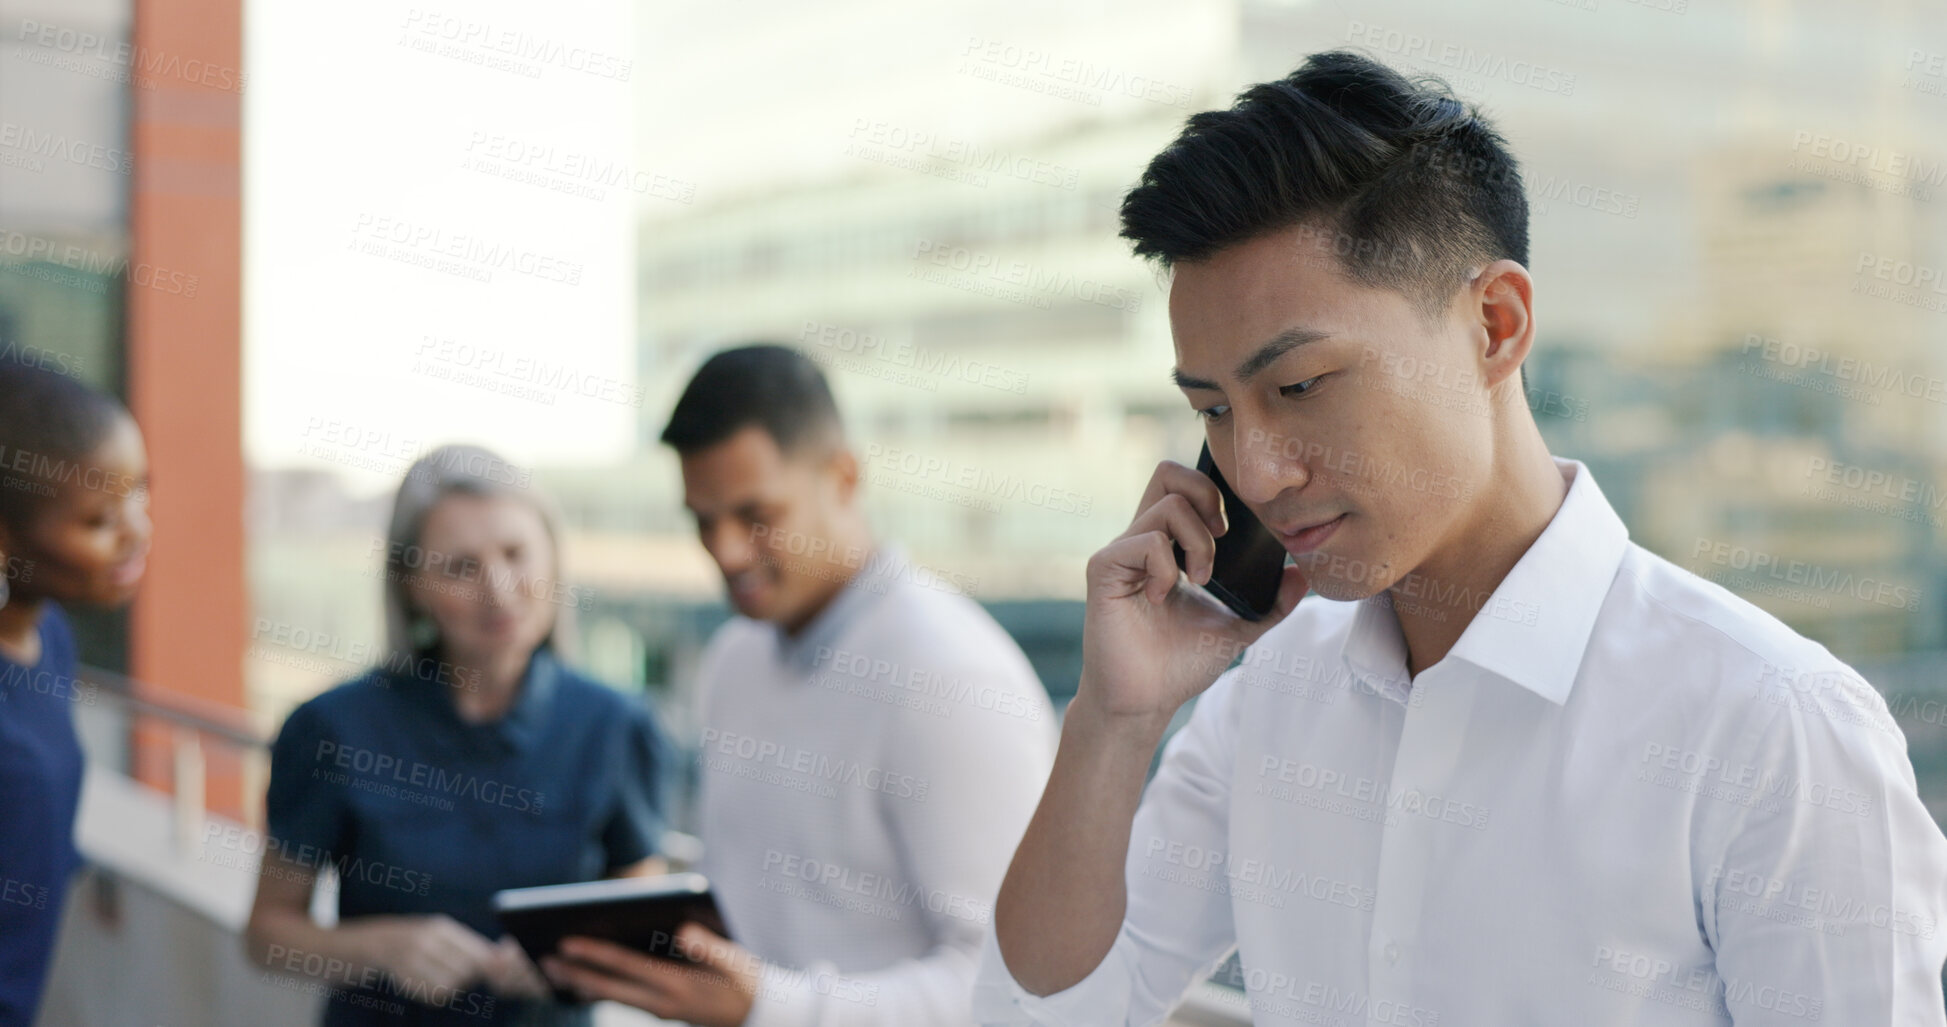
[972,669,1245,1027]
[743,651,1059,1027]
[601,698,671,870]
[263,698,351,870]
[1704,667,1947,1025]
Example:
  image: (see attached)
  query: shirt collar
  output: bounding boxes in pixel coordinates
[774,540,909,674]
[397,644,560,754]
[494,645,560,751]
[1340,457,1629,706]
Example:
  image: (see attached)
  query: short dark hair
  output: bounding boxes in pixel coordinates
[659,343,845,457]
[0,357,127,531]
[1120,50,1528,323]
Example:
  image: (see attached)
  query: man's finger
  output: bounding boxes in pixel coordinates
[542,956,675,1014]
[1133,459,1223,536]
[674,922,747,977]
[557,935,658,978]
[1237,563,1311,643]
[1121,491,1219,586]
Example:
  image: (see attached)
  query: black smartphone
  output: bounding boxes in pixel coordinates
[1172,442,1288,621]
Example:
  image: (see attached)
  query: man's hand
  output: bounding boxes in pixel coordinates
[345,914,498,999]
[993,457,1308,996]
[541,922,761,1026]
[1080,457,1309,725]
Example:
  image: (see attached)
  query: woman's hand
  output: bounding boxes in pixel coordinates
[347,914,499,997]
[482,935,551,999]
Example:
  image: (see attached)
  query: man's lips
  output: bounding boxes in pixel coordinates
[1271,513,1346,555]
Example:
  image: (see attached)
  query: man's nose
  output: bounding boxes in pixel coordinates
[705,521,757,574]
[1231,423,1310,507]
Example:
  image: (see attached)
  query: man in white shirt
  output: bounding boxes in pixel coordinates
[977,50,1947,1025]
[544,344,1058,1026]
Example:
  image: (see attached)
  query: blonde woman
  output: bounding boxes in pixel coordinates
[246,444,670,1027]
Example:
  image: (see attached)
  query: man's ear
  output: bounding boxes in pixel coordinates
[829,445,861,504]
[1471,259,1535,391]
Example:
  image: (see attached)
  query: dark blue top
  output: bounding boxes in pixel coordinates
[0,605,84,1027]
[264,646,671,1027]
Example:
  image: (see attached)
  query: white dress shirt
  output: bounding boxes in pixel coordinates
[694,540,1058,1026]
[974,457,1947,1026]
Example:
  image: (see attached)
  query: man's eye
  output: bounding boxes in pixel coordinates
[1196,404,1230,423]
[1281,375,1327,398]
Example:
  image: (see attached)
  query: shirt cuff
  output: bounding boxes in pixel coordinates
[971,924,1132,1025]
[743,959,826,1027]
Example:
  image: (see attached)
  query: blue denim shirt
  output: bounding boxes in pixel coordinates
[265,646,671,1027]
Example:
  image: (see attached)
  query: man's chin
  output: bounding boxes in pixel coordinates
[1296,558,1396,603]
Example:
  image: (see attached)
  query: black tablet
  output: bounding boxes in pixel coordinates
[492,871,730,967]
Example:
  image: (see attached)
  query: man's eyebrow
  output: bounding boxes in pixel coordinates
[1170,327,1333,391]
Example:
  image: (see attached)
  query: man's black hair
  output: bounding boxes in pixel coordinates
[1120,49,1529,326]
[0,357,126,531]
[659,343,845,457]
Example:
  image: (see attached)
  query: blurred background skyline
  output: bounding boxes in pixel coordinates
[5,0,1947,901]
[7,0,1947,1020]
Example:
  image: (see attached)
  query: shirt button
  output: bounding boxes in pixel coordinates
[1384,942,1401,964]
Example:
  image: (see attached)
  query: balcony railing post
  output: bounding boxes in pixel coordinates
[171,725,206,855]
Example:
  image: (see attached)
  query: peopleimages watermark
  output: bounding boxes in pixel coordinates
[1244,971,1441,1026]
[1908,48,1947,99]
[698,728,929,802]
[411,336,644,409]
[1526,171,1640,219]
[1801,456,1946,529]
[860,442,1094,517]
[745,525,982,598]
[460,131,693,204]
[811,645,1045,723]
[956,36,1192,109]
[0,442,145,503]
[368,537,597,611]
[1589,946,1822,1021]
[0,875,50,911]
[1255,755,1492,830]
[0,340,84,378]
[13,18,248,92]
[1691,536,1921,612]
[398,9,631,82]
[1789,130,1944,201]
[798,321,1030,395]
[1636,740,1875,818]
[249,616,485,692]
[1191,631,1422,709]
[1853,252,1947,314]
[1138,834,1376,914]
[201,823,433,896]
[297,417,534,488]
[1753,660,1901,740]
[1355,348,1590,423]
[1344,20,1576,96]
[0,661,100,707]
[1704,861,1936,941]
[0,120,132,176]
[759,848,992,924]
[312,740,545,815]
[0,228,199,296]
[1735,332,1947,406]
[347,213,584,286]
[1242,428,1480,504]
[259,941,493,1019]
[909,238,1140,312]
[846,118,1081,191]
